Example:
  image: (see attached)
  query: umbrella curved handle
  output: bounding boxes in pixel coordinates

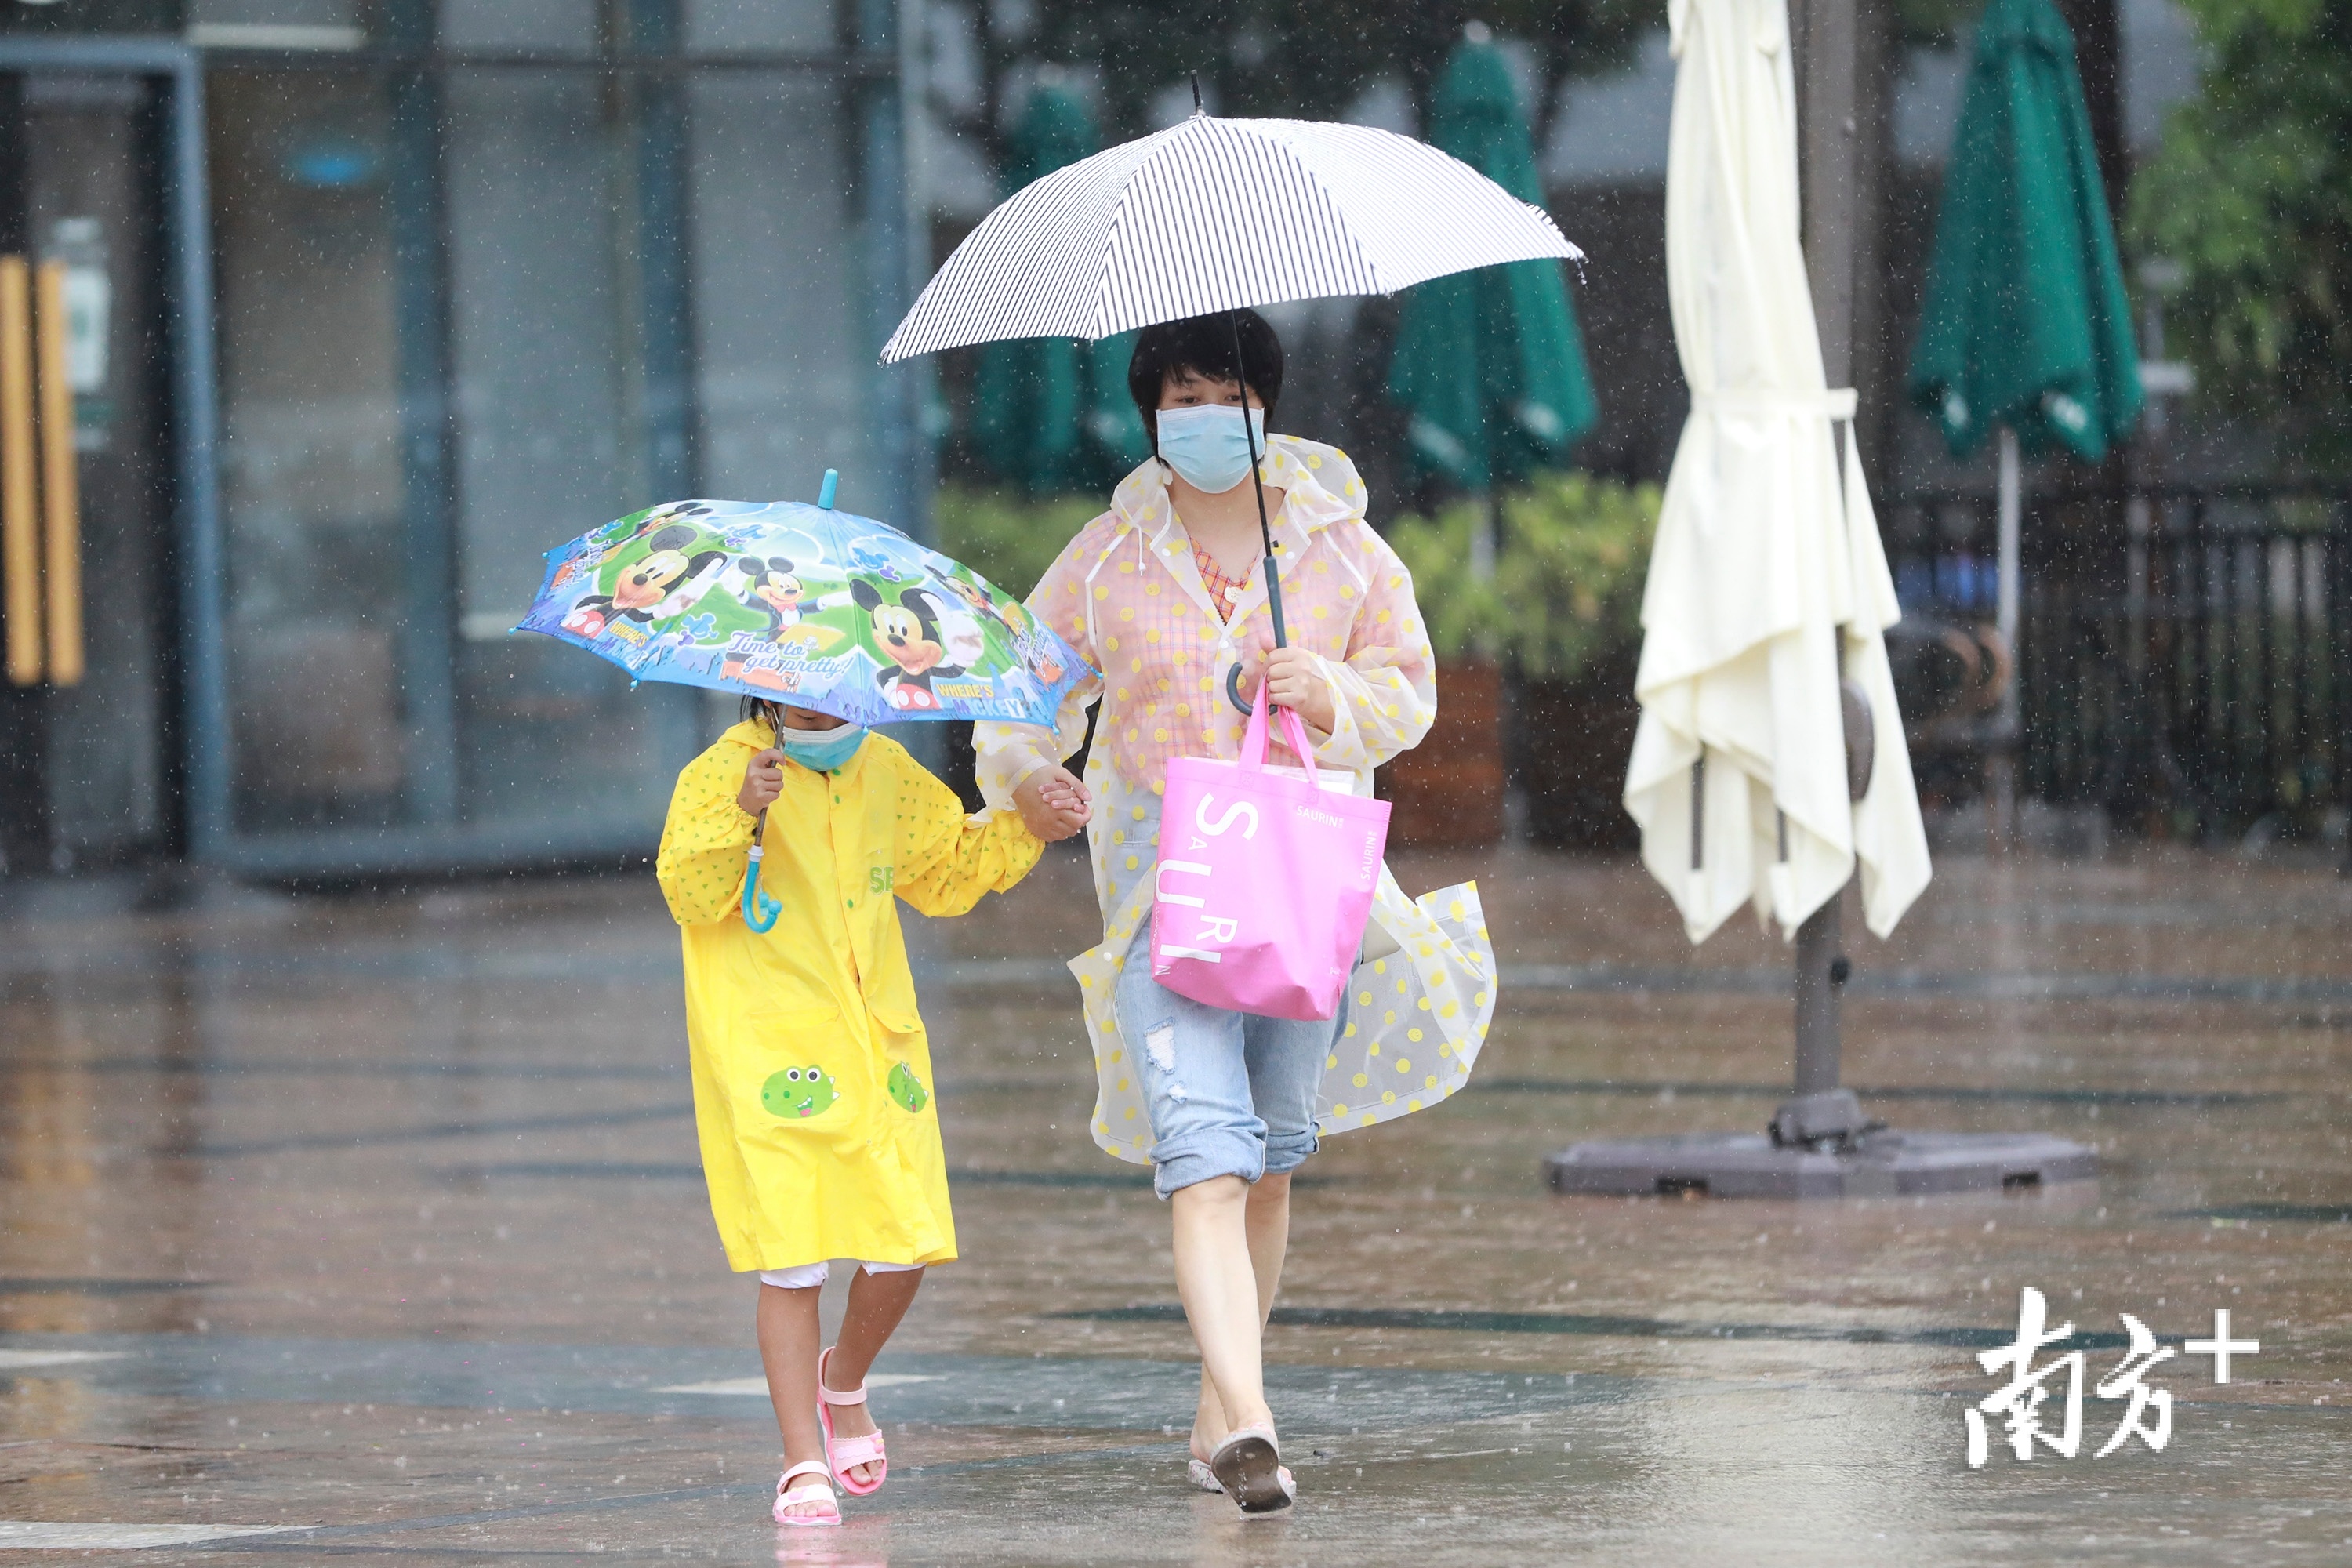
[742,844,784,933]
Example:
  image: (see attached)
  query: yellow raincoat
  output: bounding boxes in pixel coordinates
[656,720,1042,1272]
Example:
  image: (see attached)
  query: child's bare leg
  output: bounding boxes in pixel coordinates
[822,1265,925,1486]
[1192,1173,1293,1459]
[755,1282,831,1518]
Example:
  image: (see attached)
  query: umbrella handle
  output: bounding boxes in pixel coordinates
[742,820,785,933]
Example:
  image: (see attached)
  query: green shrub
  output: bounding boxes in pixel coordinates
[1386,471,1661,681]
[931,482,1106,601]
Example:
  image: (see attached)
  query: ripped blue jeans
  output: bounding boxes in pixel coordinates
[1110,915,1348,1199]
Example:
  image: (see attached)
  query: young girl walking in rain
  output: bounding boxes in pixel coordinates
[977,310,1494,1512]
[658,698,1085,1526]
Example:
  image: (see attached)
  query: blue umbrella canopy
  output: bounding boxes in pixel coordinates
[516,488,1091,727]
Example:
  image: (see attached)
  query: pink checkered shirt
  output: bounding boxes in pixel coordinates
[975,437,1437,807]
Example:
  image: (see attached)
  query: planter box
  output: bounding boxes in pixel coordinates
[1518,657,1642,851]
[1379,657,1505,848]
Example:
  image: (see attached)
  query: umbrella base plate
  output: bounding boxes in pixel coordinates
[1544,1129,2095,1200]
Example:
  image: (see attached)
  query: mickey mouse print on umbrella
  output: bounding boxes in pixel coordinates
[516,470,1089,728]
[516,470,1094,932]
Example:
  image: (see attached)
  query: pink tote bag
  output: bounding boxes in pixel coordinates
[1149,683,1392,1021]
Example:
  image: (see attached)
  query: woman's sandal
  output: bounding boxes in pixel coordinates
[772,1460,840,1527]
[1188,1454,1297,1497]
[1208,1425,1297,1515]
[816,1346,888,1496]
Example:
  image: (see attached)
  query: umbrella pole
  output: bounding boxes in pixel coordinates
[1770,637,1866,1149]
[1991,424,2022,849]
[1229,310,1287,652]
[1789,896,1848,1095]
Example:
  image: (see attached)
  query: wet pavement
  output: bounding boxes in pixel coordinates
[3,842,2350,1563]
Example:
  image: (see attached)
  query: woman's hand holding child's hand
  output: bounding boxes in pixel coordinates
[737,749,786,817]
[1014,765,1091,843]
[1253,641,1336,734]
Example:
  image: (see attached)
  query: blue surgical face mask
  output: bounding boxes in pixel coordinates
[777,722,867,773]
[1156,404,1265,494]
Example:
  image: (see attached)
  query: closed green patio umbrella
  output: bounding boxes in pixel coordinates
[1910,0,2140,463]
[968,85,1149,493]
[1387,33,1599,562]
[1907,0,2142,710]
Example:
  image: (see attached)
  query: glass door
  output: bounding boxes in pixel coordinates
[202,51,707,866]
[0,64,176,875]
[0,20,916,880]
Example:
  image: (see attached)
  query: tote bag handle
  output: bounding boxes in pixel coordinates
[1237,679,1321,789]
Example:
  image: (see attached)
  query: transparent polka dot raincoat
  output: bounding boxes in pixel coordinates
[976,438,1497,1163]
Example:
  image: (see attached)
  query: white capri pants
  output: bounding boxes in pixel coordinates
[757,1259,924,1290]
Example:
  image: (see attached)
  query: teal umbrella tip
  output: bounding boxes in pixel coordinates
[818,469,839,509]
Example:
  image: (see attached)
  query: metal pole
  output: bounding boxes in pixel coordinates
[1777,0,1868,1148]
[1794,0,1859,378]
[1468,489,1496,584]
[1991,424,2021,848]
[1997,425,2021,707]
[1792,893,1843,1094]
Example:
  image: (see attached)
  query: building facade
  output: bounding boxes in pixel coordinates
[0,0,922,877]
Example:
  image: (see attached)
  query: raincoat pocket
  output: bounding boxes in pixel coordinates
[869,1015,935,1118]
[867,1000,921,1036]
[727,1007,855,1131]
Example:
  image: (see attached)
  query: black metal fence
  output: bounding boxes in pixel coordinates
[1882,484,2352,840]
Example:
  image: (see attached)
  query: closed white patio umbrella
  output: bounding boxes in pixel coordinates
[1551,0,2090,1196]
[1621,0,1930,944]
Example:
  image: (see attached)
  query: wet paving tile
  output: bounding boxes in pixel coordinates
[3,847,2350,1562]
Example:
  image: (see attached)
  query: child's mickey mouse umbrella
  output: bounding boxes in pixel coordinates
[517,471,1095,935]
[514,470,1091,731]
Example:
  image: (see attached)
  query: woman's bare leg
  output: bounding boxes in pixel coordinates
[1174,1174,1279,1449]
[1192,1173,1292,1457]
[754,1283,831,1518]
[821,1266,925,1486]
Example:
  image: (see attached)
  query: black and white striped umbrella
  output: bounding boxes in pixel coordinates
[880,108,1582,362]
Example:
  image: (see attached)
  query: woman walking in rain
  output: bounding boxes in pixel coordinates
[978,309,1492,1512]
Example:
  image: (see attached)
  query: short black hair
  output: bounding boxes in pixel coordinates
[1127,309,1284,448]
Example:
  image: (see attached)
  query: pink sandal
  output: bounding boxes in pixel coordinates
[772,1460,839,1527]
[816,1346,888,1496]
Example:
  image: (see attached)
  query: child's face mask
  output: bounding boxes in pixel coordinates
[1155,403,1265,494]
[778,723,867,773]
